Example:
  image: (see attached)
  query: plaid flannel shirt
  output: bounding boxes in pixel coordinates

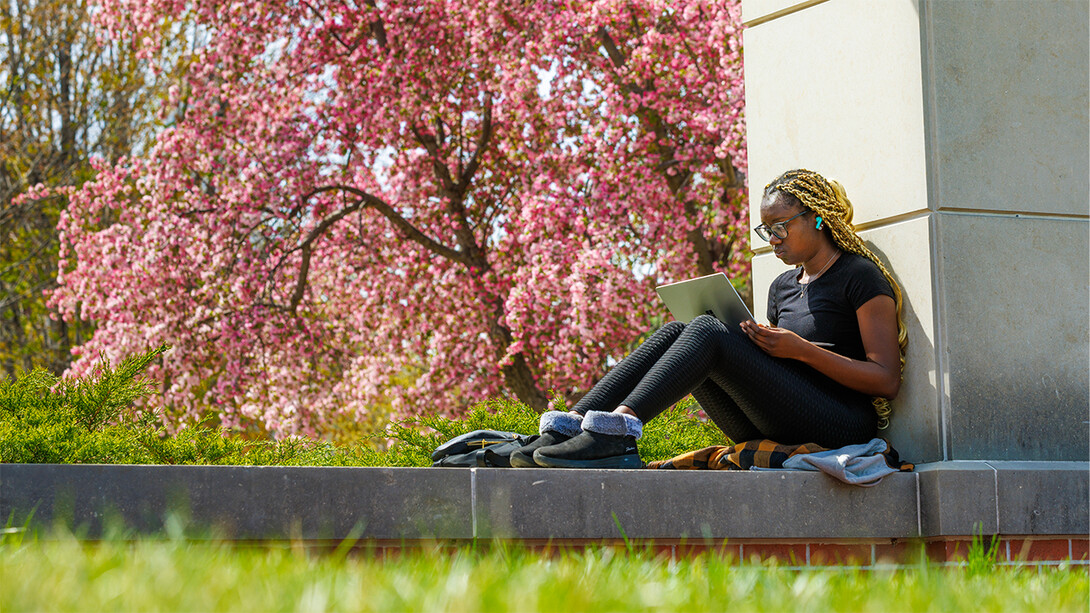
[646,438,913,472]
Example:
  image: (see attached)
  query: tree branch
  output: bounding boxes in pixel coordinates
[410,123,456,195]
[595,27,691,195]
[299,0,358,52]
[285,184,473,313]
[363,0,388,49]
[595,24,718,272]
[456,92,491,194]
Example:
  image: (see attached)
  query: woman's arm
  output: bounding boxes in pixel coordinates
[739,295,901,399]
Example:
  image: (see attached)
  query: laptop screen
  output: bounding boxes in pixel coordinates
[655,273,755,327]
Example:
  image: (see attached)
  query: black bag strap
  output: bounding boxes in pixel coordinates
[430,429,526,462]
[430,432,539,467]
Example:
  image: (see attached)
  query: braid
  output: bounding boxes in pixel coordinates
[764,169,907,429]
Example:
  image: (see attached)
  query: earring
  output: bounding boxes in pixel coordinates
[815,216,824,230]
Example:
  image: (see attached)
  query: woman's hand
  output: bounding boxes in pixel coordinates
[740,295,901,399]
[739,320,810,359]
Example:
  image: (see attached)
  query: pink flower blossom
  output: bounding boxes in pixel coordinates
[51,0,749,436]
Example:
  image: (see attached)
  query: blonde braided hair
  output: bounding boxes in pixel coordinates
[764,169,907,429]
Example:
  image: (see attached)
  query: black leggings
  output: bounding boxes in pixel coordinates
[570,315,877,448]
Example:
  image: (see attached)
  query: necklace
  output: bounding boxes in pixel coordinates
[800,250,840,296]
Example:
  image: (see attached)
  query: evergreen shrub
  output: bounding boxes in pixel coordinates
[0,347,728,467]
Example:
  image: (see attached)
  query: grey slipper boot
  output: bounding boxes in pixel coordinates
[532,410,643,469]
[509,411,583,468]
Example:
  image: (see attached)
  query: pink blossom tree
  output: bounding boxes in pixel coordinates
[48,0,748,436]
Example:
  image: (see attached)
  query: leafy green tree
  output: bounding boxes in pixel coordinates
[0,0,186,377]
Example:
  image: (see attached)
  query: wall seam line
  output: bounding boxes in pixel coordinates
[919,0,952,463]
[931,212,951,462]
[915,471,922,537]
[470,467,478,539]
[743,0,829,28]
[936,209,1090,221]
[984,461,1000,533]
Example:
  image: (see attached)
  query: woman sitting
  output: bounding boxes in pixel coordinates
[511,168,907,469]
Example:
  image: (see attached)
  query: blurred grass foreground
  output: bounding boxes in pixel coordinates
[2,525,1088,613]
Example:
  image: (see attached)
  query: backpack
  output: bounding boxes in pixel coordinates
[430,429,538,467]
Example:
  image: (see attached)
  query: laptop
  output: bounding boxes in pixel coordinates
[655,272,755,327]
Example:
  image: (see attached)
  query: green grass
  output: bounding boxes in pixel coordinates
[0,346,728,467]
[2,528,1086,613]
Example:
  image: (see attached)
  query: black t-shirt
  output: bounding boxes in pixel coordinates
[766,252,894,362]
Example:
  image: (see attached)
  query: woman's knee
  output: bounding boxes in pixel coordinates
[682,314,735,346]
[687,314,776,377]
[689,313,730,332]
[661,314,735,365]
[661,320,686,335]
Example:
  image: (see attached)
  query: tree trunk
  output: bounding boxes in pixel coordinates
[480,285,549,410]
[502,354,550,410]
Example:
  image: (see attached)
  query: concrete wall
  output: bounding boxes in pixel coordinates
[742,0,1089,462]
[4,463,1087,541]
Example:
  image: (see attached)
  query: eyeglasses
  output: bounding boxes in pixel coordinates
[754,210,808,241]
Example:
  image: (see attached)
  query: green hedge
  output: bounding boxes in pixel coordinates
[0,347,727,467]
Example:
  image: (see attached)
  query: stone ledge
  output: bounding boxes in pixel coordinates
[2,462,1086,542]
[916,461,1089,537]
[475,468,918,540]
